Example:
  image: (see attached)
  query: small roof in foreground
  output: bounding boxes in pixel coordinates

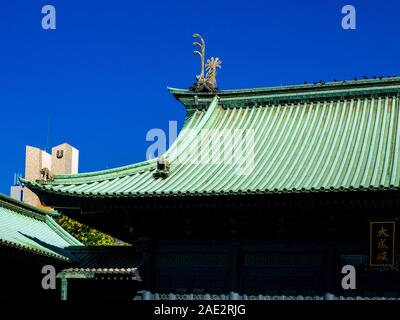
[59,246,142,280]
[23,77,400,199]
[0,193,82,260]
[65,245,141,269]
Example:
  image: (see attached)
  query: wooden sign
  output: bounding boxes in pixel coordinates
[369,221,396,268]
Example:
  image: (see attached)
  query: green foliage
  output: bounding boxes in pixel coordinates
[57,215,115,246]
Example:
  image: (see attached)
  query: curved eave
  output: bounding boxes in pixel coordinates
[0,239,71,262]
[23,179,400,200]
[0,192,59,218]
[19,160,155,187]
[0,194,82,259]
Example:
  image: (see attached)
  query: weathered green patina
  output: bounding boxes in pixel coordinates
[22,77,400,198]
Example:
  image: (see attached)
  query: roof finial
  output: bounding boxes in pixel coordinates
[192,33,205,82]
[190,33,222,92]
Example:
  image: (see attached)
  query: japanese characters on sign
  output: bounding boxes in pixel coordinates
[369,221,396,268]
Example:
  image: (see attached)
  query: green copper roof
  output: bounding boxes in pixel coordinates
[0,193,82,260]
[23,78,400,198]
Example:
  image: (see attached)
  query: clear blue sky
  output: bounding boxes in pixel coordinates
[1,0,399,195]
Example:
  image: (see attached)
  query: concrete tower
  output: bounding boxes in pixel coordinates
[22,143,79,206]
[51,143,79,175]
[24,146,52,206]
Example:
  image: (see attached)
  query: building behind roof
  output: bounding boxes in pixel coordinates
[11,143,79,206]
[10,173,23,202]
[51,143,79,176]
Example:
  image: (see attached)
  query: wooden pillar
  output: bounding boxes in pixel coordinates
[60,276,68,301]
[229,242,240,300]
[136,238,153,300]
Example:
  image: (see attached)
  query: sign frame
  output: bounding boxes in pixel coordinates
[368,220,396,269]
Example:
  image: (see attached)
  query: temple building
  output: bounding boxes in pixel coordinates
[22,77,400,300]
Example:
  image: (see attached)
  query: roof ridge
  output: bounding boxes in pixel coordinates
[170,78,400,111]
[0,195,81,260]
[52,159,154,181]
[168,77,400,96]
[45,216,83,246]
[166,96,219,163]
